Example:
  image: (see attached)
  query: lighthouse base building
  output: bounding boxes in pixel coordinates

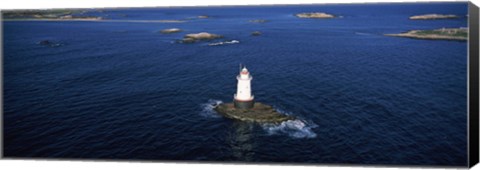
[234,67,255,109]
[234,98,255,109]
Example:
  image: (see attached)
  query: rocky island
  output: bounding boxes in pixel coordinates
[295,12,336,19]
[215,102,294,124]
[409,14,459,20]
[385,28,467,41]
[180,32,223,43]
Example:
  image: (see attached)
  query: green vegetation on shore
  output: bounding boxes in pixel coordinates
[415,29,467,38]
[385,28,467,41]
[2,9,102,20]
[2,9,74,19]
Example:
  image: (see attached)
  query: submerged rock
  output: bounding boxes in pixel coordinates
[181,32,223,43]
[160,28,182,34]
[251,31,262,36]
[295,12,336,19]
[249,19,268,23]
[155,20,186,23]
[214,102,294,124]
[38,40,51,45]
[38,40,62,47]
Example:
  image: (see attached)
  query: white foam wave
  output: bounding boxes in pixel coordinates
[208,40,240,46]
[262,119,318,139]
[200,99,223,118]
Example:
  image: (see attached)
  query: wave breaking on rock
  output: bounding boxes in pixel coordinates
[262,119,318,139]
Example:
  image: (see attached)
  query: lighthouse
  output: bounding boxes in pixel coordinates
[214,66,293,123]
[234,66,255,109]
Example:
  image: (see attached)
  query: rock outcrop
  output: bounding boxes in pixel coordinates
[409,14,459,20]
[38,40,62,47]
[181,32,223,43]
[160,28,182,34]
[295,12,336,19]
[214,102,294,124]
[251,31,262,36]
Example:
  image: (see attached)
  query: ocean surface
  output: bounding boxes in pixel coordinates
[3,2,469,166]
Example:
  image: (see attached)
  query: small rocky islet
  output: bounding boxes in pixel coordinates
[385,28,467,41]
[409,14,459,20]
[251,31,262,36]
[295,12,336,19]
[159,28,182,34]
[197,15,210,19]
[37,40,63,47]
[385,14,466,41]
[214,102,294,124]
[179,32,223,43]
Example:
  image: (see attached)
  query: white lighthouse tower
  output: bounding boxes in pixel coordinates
[234,66,255,109]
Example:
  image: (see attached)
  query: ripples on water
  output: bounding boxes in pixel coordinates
[3,2,469,166]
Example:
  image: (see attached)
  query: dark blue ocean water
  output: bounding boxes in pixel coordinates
[3,2,469,166]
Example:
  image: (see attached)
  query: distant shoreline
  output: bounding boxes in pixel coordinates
[2,19,186,23]
[3,18,102,22]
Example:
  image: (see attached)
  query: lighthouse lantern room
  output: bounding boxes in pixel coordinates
[234,66,255,109]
